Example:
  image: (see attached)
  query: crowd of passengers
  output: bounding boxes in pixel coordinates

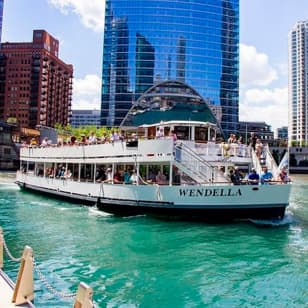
[34,165,182,186]
[24,128,179,148]
[227,165,290,185]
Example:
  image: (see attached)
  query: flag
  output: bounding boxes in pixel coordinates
[278,151,289,172]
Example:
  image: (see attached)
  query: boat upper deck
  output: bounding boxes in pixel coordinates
[19,138,252,165]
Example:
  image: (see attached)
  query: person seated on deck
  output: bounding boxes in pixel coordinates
[156,170,167,185]
[229,167,243,185]
[59,167,66,179]
[169,130,177,142]
[41,137,48,147]
[95,167,106,182]
[147,170,157,183]
[79,134,87,145]
[30,138,37,146]
[63,169,72,179]
[248,168,259,185]
[88,131,97,144]
[156,127,165,139]
[103,167,113,183]
[172,168,181,185]
[260,166,273,184]
[129,170,138,185]
[279,167,289,183]
[123,169,131,184]
[113,170,123,184]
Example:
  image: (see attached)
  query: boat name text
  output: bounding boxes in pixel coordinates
[179,188,242,197]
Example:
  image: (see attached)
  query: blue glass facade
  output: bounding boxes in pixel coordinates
[101,0,239,136]
[0,0,4,43]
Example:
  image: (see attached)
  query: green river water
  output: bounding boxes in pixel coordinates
[0,173,307,307]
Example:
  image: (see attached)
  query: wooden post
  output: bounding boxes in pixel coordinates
[12,245,34,305]
[73,282,94,308]
[0,227,3,269]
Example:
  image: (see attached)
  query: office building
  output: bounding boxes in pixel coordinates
[238,121,274,145]
[71,109,101,127]
[101,0,239,136]
[277,126,288,141]
[288,20,308,146]
[0,30,73,128]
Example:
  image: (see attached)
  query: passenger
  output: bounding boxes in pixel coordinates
[30,138,37,146]
[123,170,131,184]
[88,131,97,144]
[129,170,138,185]
[248,132,258,150]
[237,136,245,157]
[70,136,77,145]
[229,167,242,185]
[113,170,122,184]
[172,168,181,185]
[227,133,237,144]
[95,167,106,182]
[260,166,273,184]
[248,168,259,185]
[104,167,113,183]
[64,169,72,179]
[147,170,156,183]
[156,127,164,139]
[279,168,289,183]
[169,130,177,142]
[156,170,167,185]
[255,139,263,160]
[41,137,48,147]
[79,135,87,145]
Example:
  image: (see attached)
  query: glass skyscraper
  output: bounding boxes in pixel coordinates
[0,0,4,43]
[101,0,239,136]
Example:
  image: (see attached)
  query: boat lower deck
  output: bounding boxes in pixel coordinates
[16,179,289,221]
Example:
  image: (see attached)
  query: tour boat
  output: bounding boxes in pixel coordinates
[15,120,291,221]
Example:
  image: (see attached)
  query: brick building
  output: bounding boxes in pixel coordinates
[0,30,73,128]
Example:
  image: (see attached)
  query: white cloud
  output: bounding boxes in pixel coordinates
[48,0,105,32]
[240,87,288,131]
[240,43,278,87]
[72,74,101,110]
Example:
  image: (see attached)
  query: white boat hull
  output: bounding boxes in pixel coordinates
[16,173,290,221]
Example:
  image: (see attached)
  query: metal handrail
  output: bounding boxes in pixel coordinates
[174,142,215,182]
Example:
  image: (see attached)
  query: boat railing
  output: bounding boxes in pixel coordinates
[0,227,94,307]
[174,142,216,183]
[264,146,281,179]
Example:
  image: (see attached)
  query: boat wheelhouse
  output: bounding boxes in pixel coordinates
[16,120,291,221]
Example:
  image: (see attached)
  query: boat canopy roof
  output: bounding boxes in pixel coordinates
[120,80,221,133]
[138,120,217,129]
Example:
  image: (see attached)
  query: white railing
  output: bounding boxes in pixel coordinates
[183,142,252,160]
[174,142,216,183]
[265,146,281,179]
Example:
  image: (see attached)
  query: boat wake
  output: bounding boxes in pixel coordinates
[248,213,296,227]
[88,207,113,217]
[0,182,19,190]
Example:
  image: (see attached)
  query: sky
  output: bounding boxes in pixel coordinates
[2,0,308,132]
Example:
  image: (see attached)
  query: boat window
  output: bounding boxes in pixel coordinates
[195,127,207,143]
[174,126,190,140]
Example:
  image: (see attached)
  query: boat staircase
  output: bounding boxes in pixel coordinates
[251,145,280,179]
[174,142,229,183]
